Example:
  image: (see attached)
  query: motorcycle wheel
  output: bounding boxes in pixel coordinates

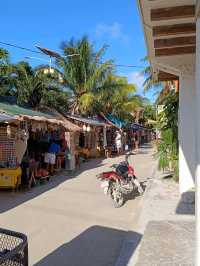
[109,182,124,208]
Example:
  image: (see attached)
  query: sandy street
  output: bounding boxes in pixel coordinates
[0,145,155,266]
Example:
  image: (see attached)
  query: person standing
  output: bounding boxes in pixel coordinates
[135,132,139,151]
[45,140,61,175]
[115,131,122,156]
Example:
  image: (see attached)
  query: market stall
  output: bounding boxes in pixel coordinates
[0,114,22,189]
[0,102,81,189]
[65,114,110,160]
[18,115,81,187]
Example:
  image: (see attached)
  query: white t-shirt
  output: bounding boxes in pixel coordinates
[115,133,122,148]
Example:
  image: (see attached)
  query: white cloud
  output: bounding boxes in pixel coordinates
[127,71,145,94]
[95,22,130,43]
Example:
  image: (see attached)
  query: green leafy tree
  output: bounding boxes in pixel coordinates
[141,56,162,93]
[8,61,69,109]
[156,90,179,180]
[58,36,113,114]
[82,73,142,120]
[0,48,14,96]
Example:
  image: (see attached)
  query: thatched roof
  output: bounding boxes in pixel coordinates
[0,101,81,132]
[38,107,81,132]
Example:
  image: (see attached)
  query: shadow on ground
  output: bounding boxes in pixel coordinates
[124,181,147,203]
[0,143,152,213]
[34,225,142,266]
[0,158,105,214]
[176,191,195,215]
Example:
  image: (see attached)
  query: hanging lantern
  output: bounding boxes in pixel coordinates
[86,125,91,132]
[83,124,87,131]
[7,125,11,137]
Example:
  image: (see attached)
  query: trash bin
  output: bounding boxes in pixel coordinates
[0,228,28,266]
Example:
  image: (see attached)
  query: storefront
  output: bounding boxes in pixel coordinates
[65,114,110,159]
[0,114,22,189]
[130,123,152,147]
[0,104,81,190]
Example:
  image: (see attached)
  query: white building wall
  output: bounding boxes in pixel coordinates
[179,74,195,193]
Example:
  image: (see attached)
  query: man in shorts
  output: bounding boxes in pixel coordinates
[45,140,61,175]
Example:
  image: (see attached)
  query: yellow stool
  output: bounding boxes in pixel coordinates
[0,167,22,189]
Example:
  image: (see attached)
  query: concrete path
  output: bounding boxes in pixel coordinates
[127,166,195,266]
[0,145,156,266]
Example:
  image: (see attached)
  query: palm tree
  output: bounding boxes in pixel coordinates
[0,48,13,96]
[58,36,113,114]
[11,61,69,109]
[141,56,162,93]
[11,61,45,107]
[92,74,142,120]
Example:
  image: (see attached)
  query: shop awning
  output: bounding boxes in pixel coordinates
[0,102,53,119]
[0,113,19,124]
[130,123,150,131]
[66,114,109,127]
[0,101,82,132]
[106,114,127,129]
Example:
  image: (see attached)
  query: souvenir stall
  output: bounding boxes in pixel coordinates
[99,113,126,156]
[0,111,81,190]
[0,114,23,189]
[129,123,152,148]
[19,115,80,187]
[65,115,110,159]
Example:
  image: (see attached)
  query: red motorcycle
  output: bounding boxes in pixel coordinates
[97,154,143,208]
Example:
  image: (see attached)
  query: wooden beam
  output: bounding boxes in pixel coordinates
[158,71,179,82]
[151,5,195,21]
[155,46,196,56]
[153,23,196,37]
[154,36,196,48]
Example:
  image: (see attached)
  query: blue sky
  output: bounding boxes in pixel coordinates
[0,0,155,101]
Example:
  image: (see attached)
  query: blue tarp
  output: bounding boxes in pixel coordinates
[106,114,126,129]
[130,123,150,131]
[0,113,17,123]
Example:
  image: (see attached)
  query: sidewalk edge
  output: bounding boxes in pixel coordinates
[114,161,158,266]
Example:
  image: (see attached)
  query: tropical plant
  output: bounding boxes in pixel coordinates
[58,36,113,114]
[10,61,46,107]
[77,72,142,121]
[156,90,179,180]
[1,60,69,109]
[0,48,14,96]
[97,75,142,120]
[141,56,162,93]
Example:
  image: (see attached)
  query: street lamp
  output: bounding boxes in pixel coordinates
[35,45,79,70]
[25,46,80,76]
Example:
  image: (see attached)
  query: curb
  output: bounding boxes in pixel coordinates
[114,161,158,266]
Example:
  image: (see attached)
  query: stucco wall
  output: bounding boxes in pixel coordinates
[179,74,196,193]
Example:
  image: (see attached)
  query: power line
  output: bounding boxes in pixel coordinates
[0,40,147,69]
[0,41,43,55]
[106,63,145,69]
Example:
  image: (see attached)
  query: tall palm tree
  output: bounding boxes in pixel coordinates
[58,36,113,114]
[93,74,142,120]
